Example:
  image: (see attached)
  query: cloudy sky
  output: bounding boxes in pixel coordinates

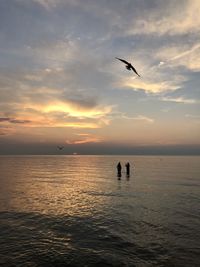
[0,0,200,154]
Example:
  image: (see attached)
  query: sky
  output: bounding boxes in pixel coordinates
[0,0,200,155]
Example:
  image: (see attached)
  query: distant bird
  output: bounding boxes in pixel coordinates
[57,146,64,150]
[116,57,140,77]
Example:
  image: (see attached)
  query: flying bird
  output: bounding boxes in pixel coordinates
[57,146,64,150]
[116,57,140,77]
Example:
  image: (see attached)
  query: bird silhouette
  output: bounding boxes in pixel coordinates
[116,57,140,77]
[57,146,64,150]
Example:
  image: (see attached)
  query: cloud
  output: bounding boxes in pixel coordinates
[127,0,200,36]
[185,114,200,124]
[17,99,113,128]
[114,51,187,95]
[156,43,200,71]
[108,111,154,123]
[40,101,112,118]
[0,102,112,129]
[185,114,200,119]
[0,118,10,122]
[66,133,103,144]
[27,0,200,38]
[0,65,113,130]
[17,0,59,10]
[121,114,154,123]
[9,119,32,124]
[24,38,81,69]
[0,130,9,136]
[0,125,15,136]
[1,0,200,149]
[160,96,198,104]
[117,75,184,94]
[33,0,57,9]
[0,117,32,124]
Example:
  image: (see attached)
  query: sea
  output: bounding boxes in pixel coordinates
[0,155,199,267]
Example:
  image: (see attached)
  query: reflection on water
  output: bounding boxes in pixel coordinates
[0,156,200,267]
[0,156,117,216]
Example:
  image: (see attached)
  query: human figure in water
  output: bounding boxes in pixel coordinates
[117,162,122,178]
[125,162,130,176]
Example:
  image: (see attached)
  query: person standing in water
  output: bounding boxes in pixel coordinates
[125,162,130,176]
[117,162,122,177]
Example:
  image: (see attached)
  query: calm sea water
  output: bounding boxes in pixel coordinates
[0,155,199,267]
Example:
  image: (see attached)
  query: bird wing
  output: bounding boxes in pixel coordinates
[115,57,130,65]
[130,65,140,77]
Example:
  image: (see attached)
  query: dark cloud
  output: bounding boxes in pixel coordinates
[0,131,7,136]
[0,117,31,124]
[0,125,13,136]
[62,94,98,109]
[0,117,10,122]
[9,119,31,124]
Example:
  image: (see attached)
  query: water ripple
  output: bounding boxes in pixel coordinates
[0,155,200,267]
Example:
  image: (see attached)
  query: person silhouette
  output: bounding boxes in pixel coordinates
[117,162,122,178]
[125,162,130,176]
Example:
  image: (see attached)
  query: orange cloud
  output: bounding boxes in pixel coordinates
[5,99,113,129]
[120,77,180,93]
[66,133,103,144]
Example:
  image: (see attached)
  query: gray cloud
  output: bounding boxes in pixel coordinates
[0,117,31,124]
[0,117,10,122]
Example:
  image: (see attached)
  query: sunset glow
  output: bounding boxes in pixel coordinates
[0,0,199,154]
